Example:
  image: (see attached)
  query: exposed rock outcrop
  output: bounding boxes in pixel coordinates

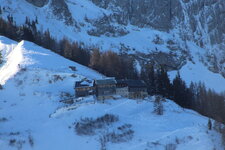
[91,0,183,31]
[25,0,49,7]
[23,0,225,75]
[50,0,74,25]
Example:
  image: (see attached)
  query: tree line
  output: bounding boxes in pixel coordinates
[141,63,225,124]
[0,14,138,78]
[0,15,90,66]
[0,14,225,125]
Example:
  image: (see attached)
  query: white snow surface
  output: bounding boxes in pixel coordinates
[169,42,225,93]
[0,37,223,150]
[1,0,225,93]
[0,0,184,54]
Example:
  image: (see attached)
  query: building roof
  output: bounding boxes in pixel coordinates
[75,80,93,88]
[117,79,147,88]
[95,78,117,85]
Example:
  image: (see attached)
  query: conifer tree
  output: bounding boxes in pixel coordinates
[0,52,3,64]
[172,71,188,107]
[147,64,156,95]
[208,118,212,130]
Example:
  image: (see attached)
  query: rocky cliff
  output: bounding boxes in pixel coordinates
[90,0,225,75]
[2,0,225,76]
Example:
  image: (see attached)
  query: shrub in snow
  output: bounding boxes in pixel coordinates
[208,118,212,130]
[9,139,16,146]
[71,74,77,78]
[0,117,8,122]
[9,139,24,150]
[98,124,134,150]
[20,67,27,72]
[53,75,64,82]
[153,96,164,115]
[28,135,34,147]
[165,143,177,150]
[69,66,77,71]
[15,80,23,87]
[75,114,119,136]
[152,35,164,45]
[102,124,134,143]
[60,92,73,100]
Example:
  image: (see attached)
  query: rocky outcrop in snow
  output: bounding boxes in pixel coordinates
[3,0,225,76]
[25,0,49,7]
[50,0,75,25]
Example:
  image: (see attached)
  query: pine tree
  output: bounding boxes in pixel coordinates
[208,118,212,130]
[7,15,13,24]
[35,16,38,24]
[172,71,189,107]
[155,66,171,98]
[147,64,156,95]
[25,16,31,26]
[0,52,3,64]
[153,95,164,115]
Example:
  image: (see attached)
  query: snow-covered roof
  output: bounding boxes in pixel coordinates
[95,78,116,85]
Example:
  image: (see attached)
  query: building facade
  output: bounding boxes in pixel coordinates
[75,80,94,97]
[94,78,117,100]
[116,79,148,99]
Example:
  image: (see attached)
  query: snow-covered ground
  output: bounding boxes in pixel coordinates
[1,0,224,94]
[0,36,223,150]
[169,42,225,93]
[0,0,185,54]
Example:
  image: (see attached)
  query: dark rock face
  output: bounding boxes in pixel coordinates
[91,0,183,31]
[183,0,225,45]
[25,0,49,7]
[26,0,225,74]
[87,15,129,37]
[183,0,225,75]
[50,0,74,25]
[90,0,225,74]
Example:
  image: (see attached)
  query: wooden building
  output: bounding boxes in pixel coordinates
[116,79,148,99]
[94,78,117,100]
[75,80,94,97]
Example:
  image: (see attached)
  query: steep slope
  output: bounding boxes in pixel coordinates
[0,0,189,69]
[0,36,224,150]
[169,42,225,93]
[0,0,224,82]
[0,37,21,85]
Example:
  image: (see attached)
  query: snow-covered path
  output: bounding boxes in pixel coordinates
[0,40,24,85]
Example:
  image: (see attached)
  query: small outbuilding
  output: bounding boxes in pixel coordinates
[75,80,94,97]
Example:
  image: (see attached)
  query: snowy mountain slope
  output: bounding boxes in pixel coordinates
[1,0,225,91]
[0,0,188,68]
[0,36,103,84]
[169,42,225,93]
[0,0,183,51]
[0,38,21,85]
[0,36,224,150]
